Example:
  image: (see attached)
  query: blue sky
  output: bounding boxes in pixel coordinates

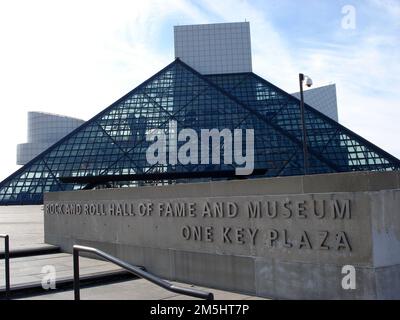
[0,0,399,180]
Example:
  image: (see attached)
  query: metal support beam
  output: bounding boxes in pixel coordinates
[61,168,268,188]
[299,73,309,175]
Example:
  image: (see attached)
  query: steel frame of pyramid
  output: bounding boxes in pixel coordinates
[1,58,399,205]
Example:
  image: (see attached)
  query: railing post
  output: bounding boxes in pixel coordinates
[73,247,80,301]
[4,235,10,299]
[0,234,10,299]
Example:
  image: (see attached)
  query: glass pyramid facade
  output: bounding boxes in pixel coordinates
[1,59,399,205]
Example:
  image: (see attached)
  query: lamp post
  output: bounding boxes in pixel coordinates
[299,73,313,175]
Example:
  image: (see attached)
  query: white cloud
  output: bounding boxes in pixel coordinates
[294,32,400,157]
[369,0,400,22]
[0,0,205,180]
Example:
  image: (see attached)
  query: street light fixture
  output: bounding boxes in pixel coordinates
[299,73,313,175]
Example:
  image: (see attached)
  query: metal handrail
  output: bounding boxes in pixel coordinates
[0,234,10,299]
[73,245,214,300]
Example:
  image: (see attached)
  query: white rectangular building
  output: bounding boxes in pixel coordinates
[292,84,339,122]
[174,22,252,75]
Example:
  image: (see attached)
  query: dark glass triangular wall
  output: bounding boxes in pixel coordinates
[206,72,400,172]
[1,59,399,205]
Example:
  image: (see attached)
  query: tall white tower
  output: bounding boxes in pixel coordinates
[174,22,252,75]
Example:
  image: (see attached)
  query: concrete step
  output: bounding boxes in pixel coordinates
[0,252,137,299]
[18,278,265,300]
[0,269,135,299]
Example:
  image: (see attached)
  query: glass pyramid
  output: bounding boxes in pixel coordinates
[1,59,399,205]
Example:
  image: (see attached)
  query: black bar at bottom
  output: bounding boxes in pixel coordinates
[60,168,268,185]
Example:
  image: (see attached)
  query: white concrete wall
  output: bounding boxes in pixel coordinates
[292,84,339,122]
[17,112,85,165]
